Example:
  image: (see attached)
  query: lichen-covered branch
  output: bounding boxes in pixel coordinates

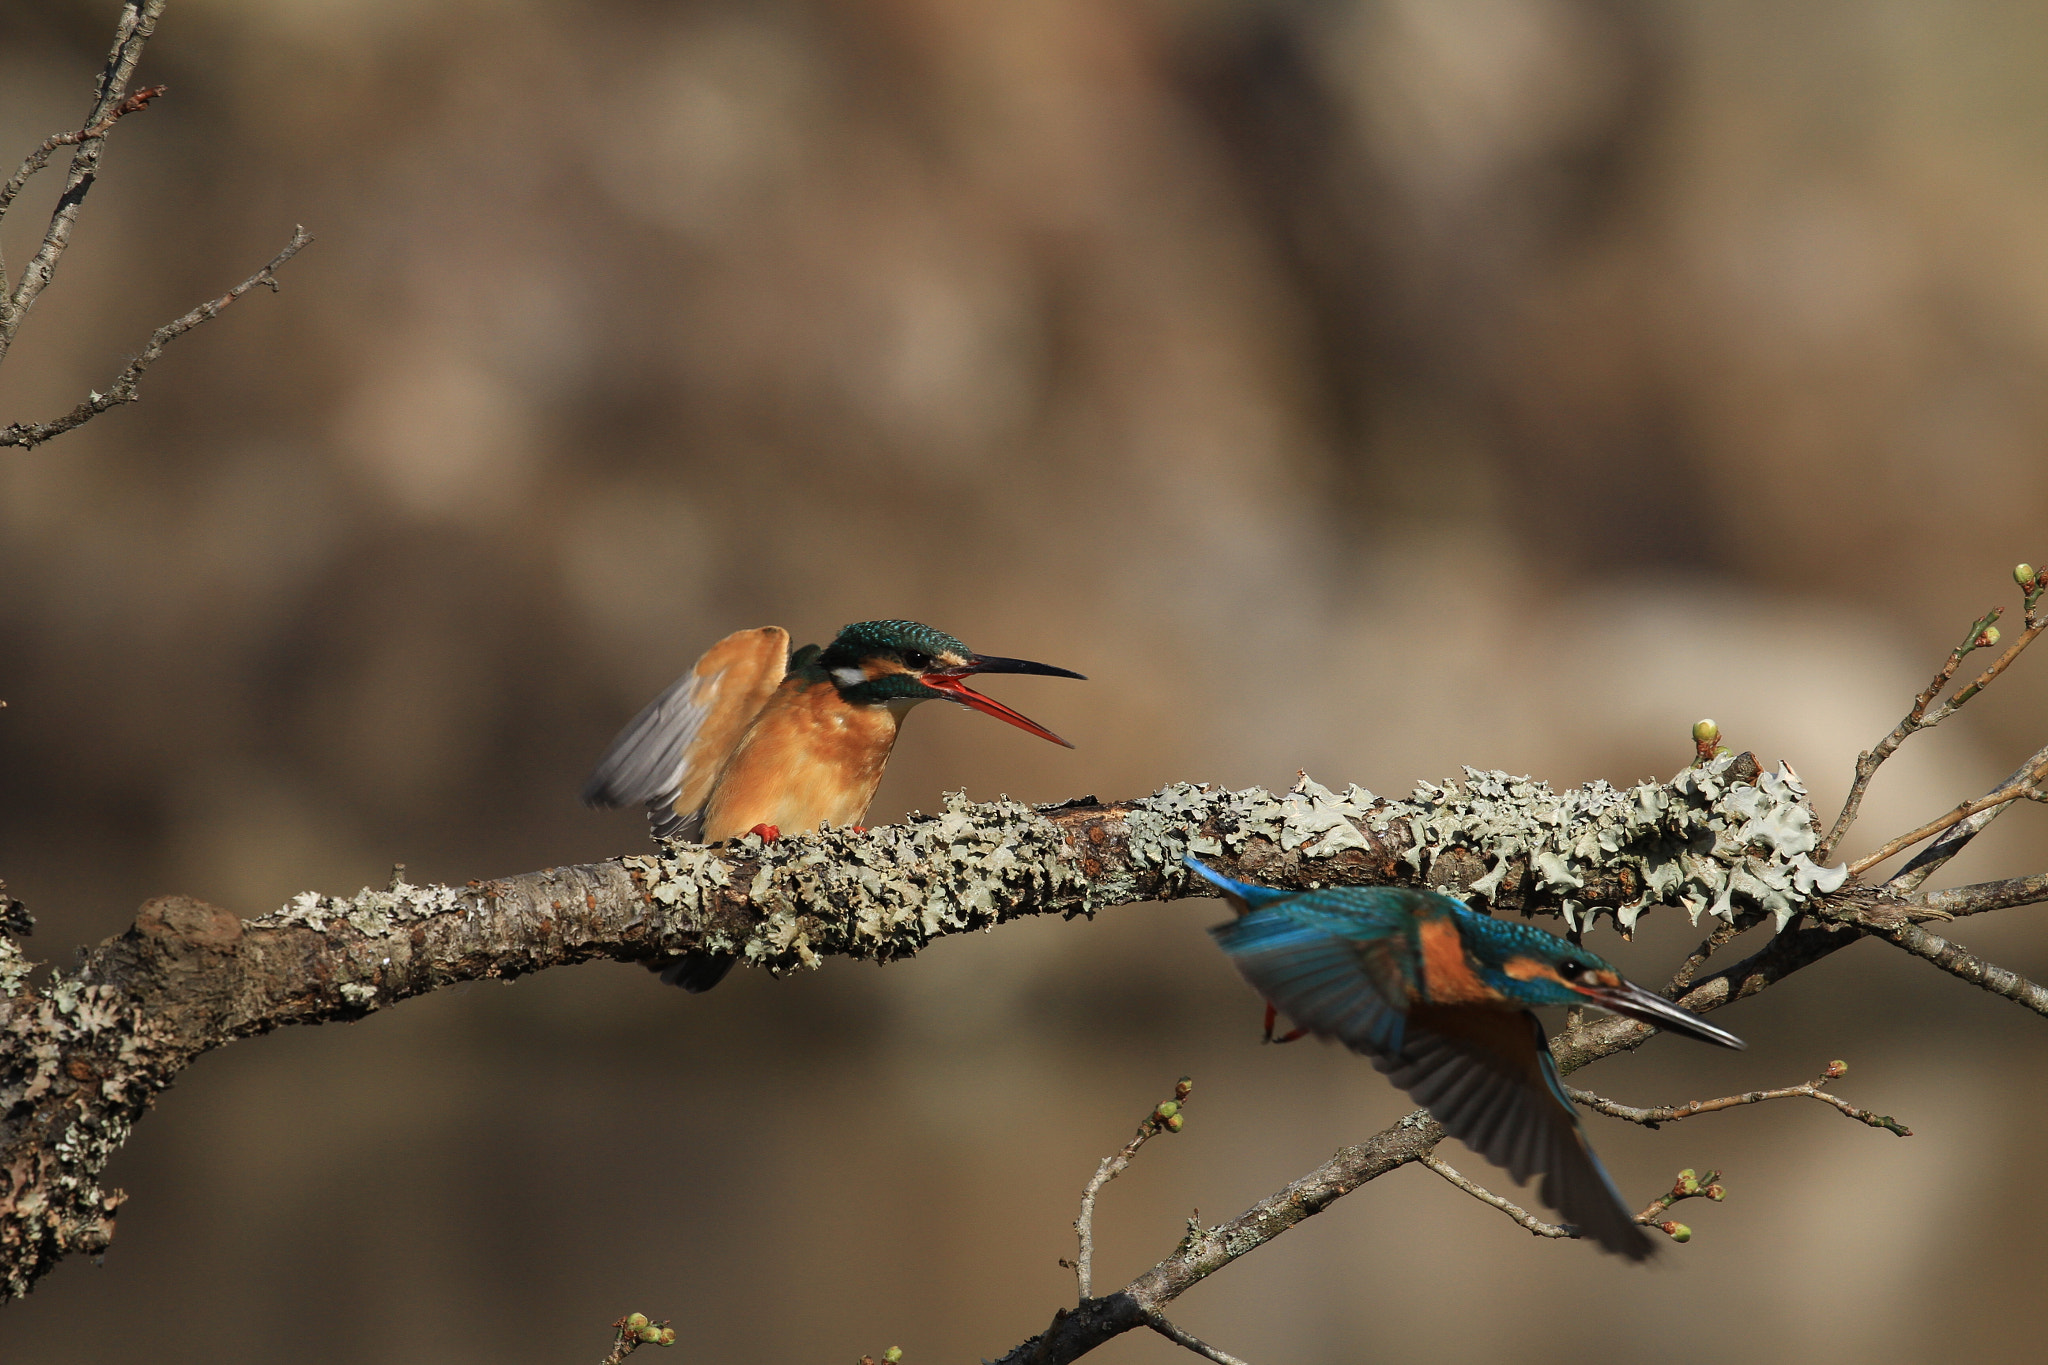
[0,755,1912,1302]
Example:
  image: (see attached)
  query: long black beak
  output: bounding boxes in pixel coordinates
[956,654,1087,681]
[920,654,1085,748]
[1577,979,1747,1050]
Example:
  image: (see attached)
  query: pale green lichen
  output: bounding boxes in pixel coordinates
[1361,756,1847,933]
[258,878,477,935]
[616,756,1846,978]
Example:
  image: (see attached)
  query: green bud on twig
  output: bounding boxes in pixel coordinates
[625,1314,649,1330]
[2017,563,2036,589]
[1677,1169,1700,1196]
[885,1349,903,1363]
[637,1325,665,1343]
[1705,1183,1725,1201]
[1164,1113,1184,1132]
[1979,625,2001,647]
[1692,719,1719,745]
[1175,1076,1194,1100]
[1826,1059,1847,1079]
[1661,1221,1692,1243]
[658,1328,677,1347]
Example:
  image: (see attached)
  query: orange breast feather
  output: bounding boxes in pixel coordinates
[1416,916,1495,1007]
[701,680,903,840]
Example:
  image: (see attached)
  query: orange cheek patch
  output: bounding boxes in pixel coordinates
[1418,918,1493,1005]
[1502,956,1562,985]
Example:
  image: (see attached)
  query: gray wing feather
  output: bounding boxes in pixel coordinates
[581,670,719,815]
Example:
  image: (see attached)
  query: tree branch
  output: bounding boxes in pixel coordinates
[0,226,313,450]
[1419,1155,1573,1240]
[1882,739,2048,894]
[1867,921,2048,1018]
[1072,1078,1191,1300]
[1568,1059,1913,1137]
[0,0,168,363]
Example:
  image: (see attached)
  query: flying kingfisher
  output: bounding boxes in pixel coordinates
[583,620,1084,990]
[1187,858,1744,1260]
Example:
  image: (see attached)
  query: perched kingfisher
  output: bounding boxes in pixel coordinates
[1187,858,1744,1260]
[584,620,1084,990]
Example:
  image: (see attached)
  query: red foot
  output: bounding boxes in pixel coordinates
[748,823,780,841]
[1262,1002,1306,1045]
[852,825,868,834]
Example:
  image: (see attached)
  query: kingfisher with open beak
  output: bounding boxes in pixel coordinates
[584,620,1084,990]
[1187,858,1744,1260]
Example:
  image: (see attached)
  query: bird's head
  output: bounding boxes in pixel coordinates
[1478,923,1746,1049]
[816,619,1085,746]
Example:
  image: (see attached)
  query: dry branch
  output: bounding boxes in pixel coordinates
[0,227,313,449]
[1568,1060,1912,1137]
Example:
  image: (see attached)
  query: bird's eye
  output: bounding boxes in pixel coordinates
[902,650,931,671]
[1556,959,1585,981]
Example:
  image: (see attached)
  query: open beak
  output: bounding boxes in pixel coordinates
[1573,978,1747,1050]
[921,654,1085,748]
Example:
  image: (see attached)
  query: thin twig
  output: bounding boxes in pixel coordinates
[1903,872,2048,921]
[1665,918,1746,997]
[1848,751,2048,878]
[1818,606,2005,861]
[1420,1154,1572,1239]
[0,86,166,238]
[0,0,169,362]
[1569,1061,1912,1137]
[1870,921,2048,1019]
[0,226,313,449]
[1143,1311,1254,1365]
[1071,1077,1191,1301]
[1883,740,2048,894]
[1631,1168,1723,1239]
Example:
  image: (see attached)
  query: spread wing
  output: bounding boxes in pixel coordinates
[1211,902,1652,1260]
[1379,1008,1653,1261]
[1209,900,1423,1057]
[581,626,789,840]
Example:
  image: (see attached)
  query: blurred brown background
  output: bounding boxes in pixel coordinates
[4,1,2048,1360]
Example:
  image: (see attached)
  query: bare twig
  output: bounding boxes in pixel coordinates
[1883,741,2048,894]
[1903,872,2048,921]
[1665,918,1746,997]
[1072,1078,1191,1300]
[1818,606,2003,861]
[1869,921,2048,1019]
[0,226,313,450]
[1143,1311,1253,1365]
[1569,1060,1912,1137]
[0,0,169,363]
[1847,752,2048,878]
[0,86,166,235]
[1420,1154,1572,1240]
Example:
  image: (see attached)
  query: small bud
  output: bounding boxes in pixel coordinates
[638,1325,664,1343]
[658,1328,677,1347]
[1826,1059,1847,1078]
[885,1349,903,1363]
[2017,563,2036,588]
[1175,1076,1194,1100]
[1705,1183,1725,1201]
[624,1314,649,1330]
[1154,1100,1180,1121]
[1164,1113,1184,1132]
[1662,1222,1692,1243]
[1678,1170,1700,1196]
[1692,719,1720,746]
[1980,625,2002,647]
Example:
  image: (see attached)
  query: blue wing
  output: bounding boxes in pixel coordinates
[1381,1007,1653,1261]
[1209,900,1422,1056]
